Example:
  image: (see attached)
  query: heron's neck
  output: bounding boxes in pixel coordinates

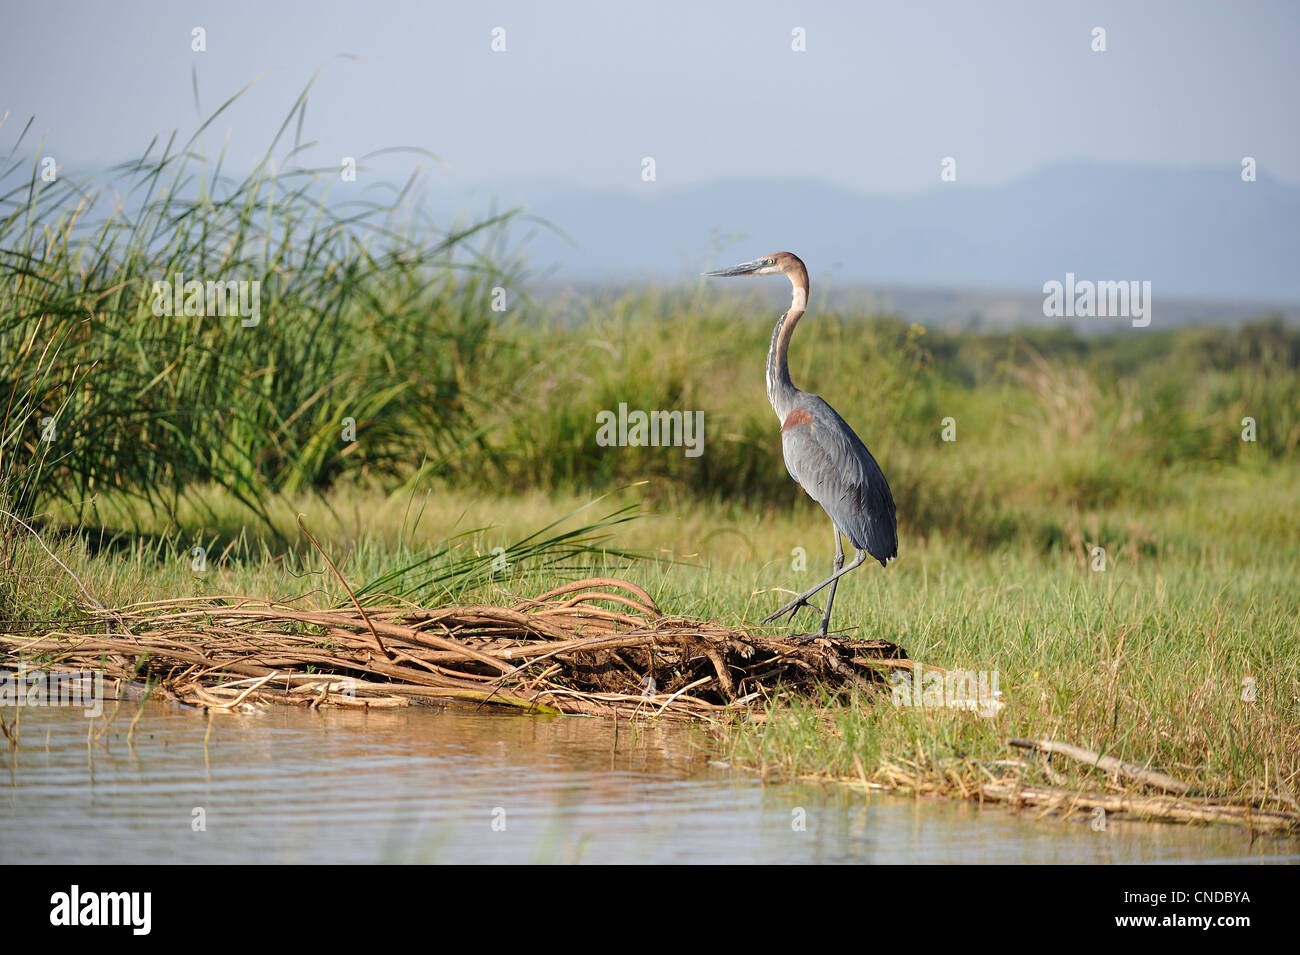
[766,283,807,421]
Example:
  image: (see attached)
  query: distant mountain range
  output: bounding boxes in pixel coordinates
[431,162,1300,309]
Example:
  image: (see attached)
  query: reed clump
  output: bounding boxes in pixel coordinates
[1,577,905,721]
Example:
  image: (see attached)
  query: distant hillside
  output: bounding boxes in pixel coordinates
[431,163,1300,305]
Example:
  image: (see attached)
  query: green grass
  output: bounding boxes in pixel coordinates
[6,465,1297,816]
[1,77,1298,824]
[0,78,522,541]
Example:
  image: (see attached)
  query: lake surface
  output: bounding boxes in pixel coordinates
[1,701,1294,864]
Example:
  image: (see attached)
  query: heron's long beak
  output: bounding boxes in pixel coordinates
[704,258,765,278]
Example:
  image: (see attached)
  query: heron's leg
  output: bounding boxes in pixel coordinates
[762,548,868,625]
[818,528,846,637]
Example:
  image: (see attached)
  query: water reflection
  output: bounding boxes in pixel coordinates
[0,702,1293,863]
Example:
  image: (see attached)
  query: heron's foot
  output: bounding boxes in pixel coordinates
[761,595,822,625]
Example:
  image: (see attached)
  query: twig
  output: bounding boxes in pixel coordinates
[0,508,104,610]
[297,514,391,659]
[1009,737,1190,795]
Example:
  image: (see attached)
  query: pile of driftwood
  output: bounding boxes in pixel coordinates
[1,578,907,721]
[6,575,1295,832]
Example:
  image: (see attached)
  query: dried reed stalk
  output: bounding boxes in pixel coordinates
[0,578,904,722]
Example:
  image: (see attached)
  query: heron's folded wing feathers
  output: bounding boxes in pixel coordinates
[781,399,898,563]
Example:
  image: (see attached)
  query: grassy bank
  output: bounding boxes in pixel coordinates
[7,466,1299,827]
[2,90,1298,830]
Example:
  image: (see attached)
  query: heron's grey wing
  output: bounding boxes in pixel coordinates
[780,399,897,564]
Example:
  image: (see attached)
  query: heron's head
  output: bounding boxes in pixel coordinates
[705,251,801,279]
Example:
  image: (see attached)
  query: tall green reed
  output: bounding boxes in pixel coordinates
[0,77,521,538]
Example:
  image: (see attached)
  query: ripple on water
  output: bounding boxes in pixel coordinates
[0,703,1293,864]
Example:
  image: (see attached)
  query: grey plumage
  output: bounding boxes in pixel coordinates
[780,392,897,567]
[706,251,897,637]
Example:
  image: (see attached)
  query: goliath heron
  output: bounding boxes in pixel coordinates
[705,252,897,638]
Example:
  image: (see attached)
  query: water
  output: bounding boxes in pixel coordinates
[1,702,1294,864]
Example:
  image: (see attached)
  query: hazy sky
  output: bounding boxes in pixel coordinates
[3,0,1298,198]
